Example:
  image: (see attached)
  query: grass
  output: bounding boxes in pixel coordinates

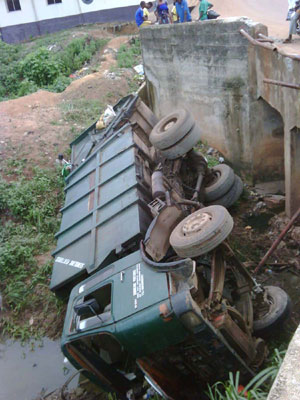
[0,164,65,341]
[0,31,108,100]
[206,349,286,400]
[116,38,142,68]
[60,98,104,140]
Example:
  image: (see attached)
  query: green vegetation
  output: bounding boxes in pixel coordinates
[207,349,285,400]
[0,35,107,100]
[117,38,141,68]
[0,164,65,341]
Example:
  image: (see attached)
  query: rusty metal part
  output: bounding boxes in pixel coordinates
[257,33,274,43]
[137,357,194,400]
[144,205,185,261]
[191,172,204,201]
[140,241,194,272]
[208,247,226,307]
[221,242,255,329]
[239,29,276,51]
[152,170,166,198]
[254,206,300,275]
[212,310,256,363]
[148,197,166,217]
[263,78,300,90]
[175,199,202,208]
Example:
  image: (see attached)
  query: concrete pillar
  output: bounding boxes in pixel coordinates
[285,126,300,217]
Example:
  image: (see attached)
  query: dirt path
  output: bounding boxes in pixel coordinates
[0,35,134,172]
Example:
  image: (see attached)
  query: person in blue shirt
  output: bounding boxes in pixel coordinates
[175,0,192,23]
[135,2,150,27]
[156,0,172,24]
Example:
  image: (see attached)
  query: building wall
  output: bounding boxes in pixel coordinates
[0,0,139,43]
[0,0,36,27]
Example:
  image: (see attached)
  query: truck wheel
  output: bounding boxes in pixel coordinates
[170,205,233,257]
[150,109,194,150]
[204,164,235,202]
[253,286,291,337]
[207,175,243,208]
[160,123,201,159]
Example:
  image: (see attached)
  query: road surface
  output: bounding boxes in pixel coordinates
[191,0,300,54]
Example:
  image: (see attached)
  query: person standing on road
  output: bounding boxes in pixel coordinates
[143,2,153,23]
[175,0,192,23]
[172,2,179,23]
[135,1,151,28]
[198,0,213,20]
[284,0,300,42]
[156,0,173,24]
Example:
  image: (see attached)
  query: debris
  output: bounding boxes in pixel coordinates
[253,201,266,212]
[254,180,285,195]
[133,64,144,75]
[23,131,34,136]
[96,105,116,130]
[263,195,285,210]
[245,225,252,230]
[103,70,120,80]
[207,147,214,155]
[291,227,300,242]
[254,206,300,274]
[218,156,224,163]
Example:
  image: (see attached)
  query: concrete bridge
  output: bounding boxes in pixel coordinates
[139,18,300,217]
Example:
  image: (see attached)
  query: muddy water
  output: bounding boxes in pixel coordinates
[0,338,78,400]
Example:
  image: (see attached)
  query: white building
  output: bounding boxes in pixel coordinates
[0,0,139,43]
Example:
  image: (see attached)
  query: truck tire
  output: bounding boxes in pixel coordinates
[150,109,195,150]
[204,164,235,202]
[170,205,233,257]
[253,286,291,337]
[207,175,243,208]
[160,123,201,159]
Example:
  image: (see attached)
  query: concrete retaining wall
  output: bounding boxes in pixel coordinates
[140,17,300,215]
[268,325,300,400]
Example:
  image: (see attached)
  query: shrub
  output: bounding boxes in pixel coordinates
[20,47,61,86]
[47,75,72,93]
[17,79,38,97]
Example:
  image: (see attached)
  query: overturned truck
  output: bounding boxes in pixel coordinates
[51,95,291,399]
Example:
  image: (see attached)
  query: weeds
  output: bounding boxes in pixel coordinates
[60,98,103,128]
[0,167,65,341]
[117,38,141,68]
[206,349,285,400]
[0,35,107,100]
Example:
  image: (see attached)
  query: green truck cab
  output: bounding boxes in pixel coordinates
[57,96,291,399]
[62,250,263,399]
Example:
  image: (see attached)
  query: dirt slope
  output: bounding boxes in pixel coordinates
[0,36,133,172]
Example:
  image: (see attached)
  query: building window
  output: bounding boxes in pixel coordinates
[48,0,62,4]
[6,0,21,12]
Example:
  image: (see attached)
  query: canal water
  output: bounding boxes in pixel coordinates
[0,338,78,400]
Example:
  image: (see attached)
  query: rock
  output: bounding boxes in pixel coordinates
[254,180,285,195]
[253,201,266,212]
[263,195,285,211]
[291,227,300,243]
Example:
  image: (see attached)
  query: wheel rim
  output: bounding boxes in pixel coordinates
[205,170,221,187]
[255,293,274,320]
[182,212,212,236]
[162,118,177,132]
